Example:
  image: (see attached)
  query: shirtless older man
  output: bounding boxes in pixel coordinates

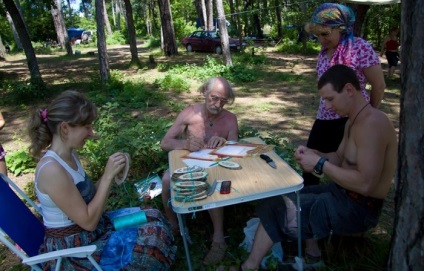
[161,77,238,265]
[237,65,397,270]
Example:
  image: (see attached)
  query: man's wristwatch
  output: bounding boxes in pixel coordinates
[312,157,328,178]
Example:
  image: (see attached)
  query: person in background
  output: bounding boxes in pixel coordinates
[303,3,386,186]
[0,112,6,176]
[27,90,176,271]
[160,77,238,265]
[237,64,397,271]
[381,27,400,78]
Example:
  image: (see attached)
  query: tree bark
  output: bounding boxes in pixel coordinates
[388,1,424,269]
[275,0,282,39]
[115,0,121,30]
[194,0,205,29]
[6,11,22,50]
[206,0,213,30]
[0,35,6,60]
[157,0,178,56]
[103,0,113,35]
[347,4,370,37]
[51,0,73,55]
[3,0,44,86]
[122,0,140,66]
[95,0,110,83]
[216,0,232,66]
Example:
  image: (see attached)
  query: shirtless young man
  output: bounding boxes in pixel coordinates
[237,64,397,270]
[160,77,238,265]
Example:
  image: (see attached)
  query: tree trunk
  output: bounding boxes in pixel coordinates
[3,0,44,87]
[66,0,73,26]
[206,0,213,30]
[216,0,232,66]
[388,1,424,270]
[275,0,282,39]
[0,35,6,60]
[157,0,178,56]
[95,0,110,83]
[122,0,140,66]
[347,4,370,37]
[115,0,121,30]
[103,0,113,35]
[6,11,22,50]
[194,0,205,29]
[51,0,73,55]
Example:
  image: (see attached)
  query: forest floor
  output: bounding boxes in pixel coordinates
[0,43,401,270]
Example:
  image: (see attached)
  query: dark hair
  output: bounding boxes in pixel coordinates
[199,77,235,105]
[27,90,97,158]
[318,64,360,93]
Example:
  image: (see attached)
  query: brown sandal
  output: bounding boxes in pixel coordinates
[203,242,228,265]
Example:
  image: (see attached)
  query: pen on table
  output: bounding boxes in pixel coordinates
[210,156,233,167]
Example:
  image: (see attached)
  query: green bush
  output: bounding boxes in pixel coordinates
[80,102,172,181]
[0,79,50,105]
[6,149,37,176]
[154,74,190,93]
[276,38,320,55]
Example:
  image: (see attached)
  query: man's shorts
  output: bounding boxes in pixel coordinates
[257,183,382,242]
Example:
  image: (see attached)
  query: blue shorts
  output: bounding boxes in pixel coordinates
[257,183,382,242]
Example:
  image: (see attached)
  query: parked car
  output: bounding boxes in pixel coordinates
[182,30,246,54]
[67,28,94,44]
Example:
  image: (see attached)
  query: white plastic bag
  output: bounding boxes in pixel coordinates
[239,217,283,268]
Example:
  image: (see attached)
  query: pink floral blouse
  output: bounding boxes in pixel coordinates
[316,38,380,120]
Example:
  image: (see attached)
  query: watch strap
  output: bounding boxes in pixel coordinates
[313,157,328,178]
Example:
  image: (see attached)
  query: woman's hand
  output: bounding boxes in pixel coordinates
[104,152,127,181]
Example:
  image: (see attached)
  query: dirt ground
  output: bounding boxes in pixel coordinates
[0,44,401,269]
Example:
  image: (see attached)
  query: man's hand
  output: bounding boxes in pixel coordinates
[295,145,320,173]
[206,136,226,149]
[186,137,205,151]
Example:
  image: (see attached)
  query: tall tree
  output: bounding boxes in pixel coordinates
[103,0,113,35]
[216,0,232,66]
[51,0,73,55]
[6,11,22,50]
[274,0,282,39]
[0,35,6,60]
[206,0,213,30]
[388,1,424,269]
[157,0,178,56]
[122,0,140,66]
[347,3,370,37]
[95,0,110,83]
[3,0,44,87]
[194,0,205,29]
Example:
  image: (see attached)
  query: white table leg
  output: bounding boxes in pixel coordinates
[177,213,193,271]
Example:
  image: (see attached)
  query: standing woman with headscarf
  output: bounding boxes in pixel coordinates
[303,3,386,186]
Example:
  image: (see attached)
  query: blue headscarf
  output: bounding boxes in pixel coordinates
[311,3,356,66]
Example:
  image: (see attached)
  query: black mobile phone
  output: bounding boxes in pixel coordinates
[220,181,231,194]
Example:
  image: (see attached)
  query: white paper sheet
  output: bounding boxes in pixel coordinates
[214,145,256,156]
[182,158,219,168]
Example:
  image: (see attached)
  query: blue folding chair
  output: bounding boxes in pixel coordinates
[0,173,103,271]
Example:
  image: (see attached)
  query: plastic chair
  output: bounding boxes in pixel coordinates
[0,173,103,271]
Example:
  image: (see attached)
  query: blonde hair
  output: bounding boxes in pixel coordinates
[27,90,97,158]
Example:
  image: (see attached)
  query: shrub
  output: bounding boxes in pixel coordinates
[6,149,37,176]
[154,74,190,93]
[80,102,172,181]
